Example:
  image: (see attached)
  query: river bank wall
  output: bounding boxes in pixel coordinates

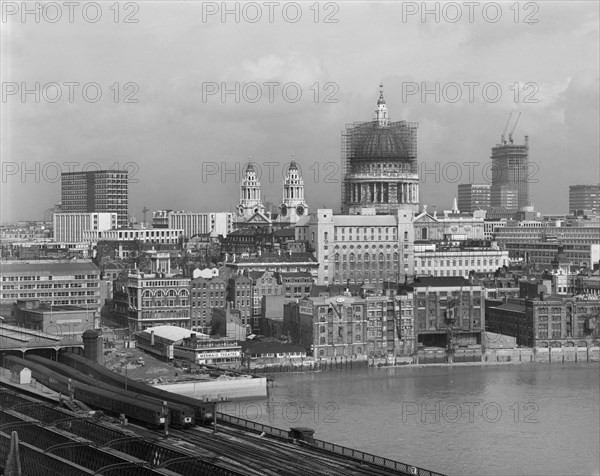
[245,346,600,374]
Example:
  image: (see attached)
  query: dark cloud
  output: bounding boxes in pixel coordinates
[1,2,598,221]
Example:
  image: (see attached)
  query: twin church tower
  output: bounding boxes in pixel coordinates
[236,157,309,225]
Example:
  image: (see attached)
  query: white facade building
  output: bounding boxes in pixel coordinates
[167,211,234,238]
[296,208,415,285]
[413,243,510,277]
[84,228,183,244]
[54,213,117,243]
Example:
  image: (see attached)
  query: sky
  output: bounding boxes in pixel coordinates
[1,1,599,223]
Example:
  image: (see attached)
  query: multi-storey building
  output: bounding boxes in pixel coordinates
[53,212,117,243]
[341,86,419,215]
[164,211,234,239]
[248,271,282,329]
[279,272,313,300]
[457,184,491,213]
[413,243,510,277]
[13,299,97,335]
[224,251,319,281]
[190,275,226,330]
[493,221,600,267]
[413,210,485,241]
[61,170,129,228]
[295,208,414,285]
[396,289,416,355]
[487,295,600,348]
[227,274,253,327]
[113,271,191,331]
[569,184,600,215]
[490,136,529,211]
[407,277,484,348]
[284,290,414,360]
[83,227,183,244]
[484,219,508,239]
[0,260,101,312]
[152,209,172,228]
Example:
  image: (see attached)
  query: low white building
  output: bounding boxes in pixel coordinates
[84,227,183,244]
[54,213,117,243]
[135,325,241,368]
[167,211,234,239]
[413,243,510,277]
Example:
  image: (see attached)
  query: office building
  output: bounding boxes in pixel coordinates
[569,184,600,215]
[457,184,491,213]
[53,212,117,243]
[61,170,129,228]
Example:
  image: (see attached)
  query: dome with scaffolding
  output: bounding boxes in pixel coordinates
[359,127,405,159]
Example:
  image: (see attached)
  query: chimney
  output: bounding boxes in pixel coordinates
[150,330,155,346]
[190,333,197,346]
[539,291,544,301]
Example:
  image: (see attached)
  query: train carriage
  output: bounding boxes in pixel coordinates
[2,355,168,428]
[60,352,215,424]
[25,355,194,428]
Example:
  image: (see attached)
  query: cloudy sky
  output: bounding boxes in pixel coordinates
[1,1,598,223]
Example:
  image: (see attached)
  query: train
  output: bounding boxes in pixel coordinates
[2,355,170,428]
[24,355,195,428]
[59,352,216,424]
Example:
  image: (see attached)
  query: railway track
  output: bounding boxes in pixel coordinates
[168,425,407,476]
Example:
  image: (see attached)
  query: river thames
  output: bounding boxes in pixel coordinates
[220,362,599,476]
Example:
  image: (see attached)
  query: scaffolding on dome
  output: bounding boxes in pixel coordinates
[340,119,418,211]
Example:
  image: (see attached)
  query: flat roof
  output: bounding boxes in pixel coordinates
[0,323,84,349]
[0,260,99,274]
[139,325,209,343]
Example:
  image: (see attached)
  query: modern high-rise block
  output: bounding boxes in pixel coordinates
[457,183,491,213]
[490,137,529,210]
[569,184,600,215]
[61,170,129,228]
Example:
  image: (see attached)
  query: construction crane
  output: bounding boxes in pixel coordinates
[501,113,512,145]
[508,112,521,144]
[142,206,149,226]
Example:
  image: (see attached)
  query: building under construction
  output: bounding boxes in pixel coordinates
[341,86,419,215]
[489,113,530,212]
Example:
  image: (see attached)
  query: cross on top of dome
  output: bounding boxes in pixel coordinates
[289,153,297,170]
[377,83,386,105]
[375,83,389,127]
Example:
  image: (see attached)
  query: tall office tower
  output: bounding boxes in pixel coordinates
[569,184,600,215]
[490,136,530,210]
[341,85,419,215]
[61,170,129,228]
[457,183,491,213]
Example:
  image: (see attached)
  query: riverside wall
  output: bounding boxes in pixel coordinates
[153,376,268,400]
[243,347,600,374]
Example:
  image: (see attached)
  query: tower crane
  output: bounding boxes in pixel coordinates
[508,112,521,144]
[500,113,512,145]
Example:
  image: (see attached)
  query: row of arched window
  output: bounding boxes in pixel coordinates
[142,289,189,298]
